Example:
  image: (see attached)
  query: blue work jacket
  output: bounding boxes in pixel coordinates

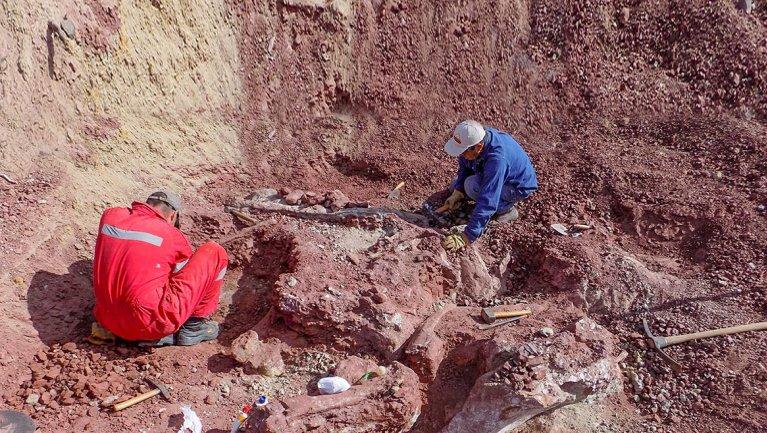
[453,127,538,242]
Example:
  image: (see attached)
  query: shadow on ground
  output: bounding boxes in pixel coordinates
[27,259,94,346]
[216,227,295,346]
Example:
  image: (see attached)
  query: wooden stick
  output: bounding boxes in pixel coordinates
[229,208,257,224]
[113,389,160,411]
[494,309,532,319]
[665,321,767,346]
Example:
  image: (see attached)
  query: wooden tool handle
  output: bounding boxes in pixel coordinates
[113,388,160,411]
[229,208,257,224]
[495,309,532,319]
[665,321,767,346]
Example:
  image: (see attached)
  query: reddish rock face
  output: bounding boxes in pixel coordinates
[230,330,286,377]
[225,195,633,431]
[245,362,422,433]
[284,189,306,205]
[323,189,350,211]
[334,356,379,384]
[442,317,623,433]
[404,304,455,382]
[303,191,322,206]
[231,190,510,362]
[234,211,500,359]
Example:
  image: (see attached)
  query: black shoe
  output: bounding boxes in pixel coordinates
[495,206,519,223]
[138,333,175,347]
[176,318,220,346]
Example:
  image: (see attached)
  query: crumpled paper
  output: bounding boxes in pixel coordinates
[177,405,202,433]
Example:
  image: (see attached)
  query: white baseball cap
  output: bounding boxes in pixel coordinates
[148,189,182,211]
[444,120,485,157]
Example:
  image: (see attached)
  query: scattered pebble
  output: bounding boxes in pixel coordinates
[538,327,555,337]
[26,393,40,405]
[60,19,76,38]
[61,342,77,352]
[100,395,119,407]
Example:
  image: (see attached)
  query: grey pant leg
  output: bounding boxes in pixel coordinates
[466,175,531,213]
[463,175,481,200]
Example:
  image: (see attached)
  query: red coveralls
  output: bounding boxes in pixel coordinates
[92,202,228,341]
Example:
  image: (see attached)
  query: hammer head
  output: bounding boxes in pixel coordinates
[481,308,495,324]
[147,378,171,400]
[642,318,663,349]
[642,319,683,372]
[421,202,449,228]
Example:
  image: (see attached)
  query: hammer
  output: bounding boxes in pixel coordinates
[421,202,449,228]
[113,378,171,411]
[642,318,767,372]
[480,307,532,324]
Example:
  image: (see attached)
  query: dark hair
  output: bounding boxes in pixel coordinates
[146,198,175,216]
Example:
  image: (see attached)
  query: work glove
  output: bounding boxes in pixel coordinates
[86,322,116,346]
[436,189,465,213]
[443,232,469,252]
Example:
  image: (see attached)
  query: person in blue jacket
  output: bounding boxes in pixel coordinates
[438,120,538,252]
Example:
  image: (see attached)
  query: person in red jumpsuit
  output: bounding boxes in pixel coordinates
[92,189,228,346]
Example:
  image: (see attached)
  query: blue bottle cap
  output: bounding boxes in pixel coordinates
[256,395,268,406]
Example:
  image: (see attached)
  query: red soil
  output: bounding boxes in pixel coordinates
[2,1,766,432]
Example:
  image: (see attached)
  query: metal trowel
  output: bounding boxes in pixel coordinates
[387,181,405,200]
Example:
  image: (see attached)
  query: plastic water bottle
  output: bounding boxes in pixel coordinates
[229,401,257,433]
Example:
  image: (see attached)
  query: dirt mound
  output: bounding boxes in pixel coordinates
[220,200,630,432]
[225,190,508,357]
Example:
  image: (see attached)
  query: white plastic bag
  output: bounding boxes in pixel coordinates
[317,376,351,395]
[177,404,202,433]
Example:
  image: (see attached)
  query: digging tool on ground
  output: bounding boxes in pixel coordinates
[421,202,449,228]
[642,318,767,372]
[480,307,532,324]
[229,208,258,225]
[387,181,405,200]
[0,173,16,184]
[477,315,526,330]
[113,378,171,411]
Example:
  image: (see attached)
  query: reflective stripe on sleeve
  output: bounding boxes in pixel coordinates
[174,259,189,273]
[101,224,163,247]
[215,267,227,281]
